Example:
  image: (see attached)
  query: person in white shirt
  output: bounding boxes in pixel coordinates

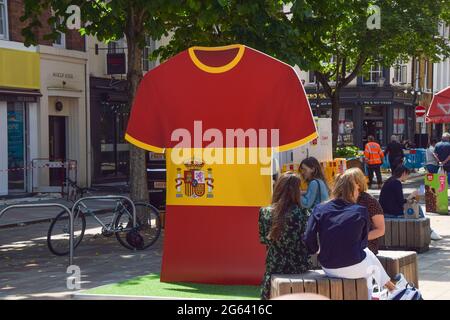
[425,138,440,174]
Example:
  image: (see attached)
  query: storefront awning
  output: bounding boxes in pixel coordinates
[0,87,42,102]
[426,86,450,123]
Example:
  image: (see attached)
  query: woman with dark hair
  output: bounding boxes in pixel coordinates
[379,165,442,240]
[259,172,310,300]
[299,157,329,210]
[379,165,414,218]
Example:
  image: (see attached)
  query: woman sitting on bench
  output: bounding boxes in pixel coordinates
[303,168,400,299]
[379,165,442,240]
[259,172,310,300]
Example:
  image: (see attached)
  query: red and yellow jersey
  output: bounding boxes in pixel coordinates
[126,44,317,284]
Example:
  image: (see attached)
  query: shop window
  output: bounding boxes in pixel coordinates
[7,102,26,191]
[0,0,8,40]
[363,105,383,118]
[98,101,130,179]
[363,64,383,84]
[337,108,354,146]
[393,107,406,142]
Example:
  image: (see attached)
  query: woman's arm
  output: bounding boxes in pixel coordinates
[301,180,319,209]
[368,215,385,240]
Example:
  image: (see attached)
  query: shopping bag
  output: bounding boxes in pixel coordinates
[403,199,420,219]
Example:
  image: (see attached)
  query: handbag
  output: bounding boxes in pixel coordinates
[403,199,420,219]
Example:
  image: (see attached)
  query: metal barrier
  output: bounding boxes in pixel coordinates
[380,148,426,170]
[72,195,137,229]
[0,203,74,265]
[0,196,136,267]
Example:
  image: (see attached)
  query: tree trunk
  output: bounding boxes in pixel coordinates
[331,93,341,150]
[126,12,148,203]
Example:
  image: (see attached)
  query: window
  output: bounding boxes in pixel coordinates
[414,59,420,90]
[363,64,383,84]
[393,60,407,84]
[424,60,432,92]
[393,106,406,142]
[108,38,125,54]
[0,0,8,40]
[337,108,354,146]
[438,21,449,39]
[53,31,65,48]
[308,71,316,84]
[142,36,156,72]
[53,17,66,48]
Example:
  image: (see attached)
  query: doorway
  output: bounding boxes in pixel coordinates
[49,116,67,186]
[362,120,384,145]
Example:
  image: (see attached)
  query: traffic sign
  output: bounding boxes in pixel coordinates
[415,105,426,117]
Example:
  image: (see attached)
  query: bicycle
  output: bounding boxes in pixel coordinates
[47,178,161,256]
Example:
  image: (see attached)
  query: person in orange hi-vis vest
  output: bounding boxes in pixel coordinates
[364,135,385,189]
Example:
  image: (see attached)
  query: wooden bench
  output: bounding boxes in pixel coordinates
[379,217,430,253]
[271,271,368,300]
[377,250,419,288]
[310,250,419,288]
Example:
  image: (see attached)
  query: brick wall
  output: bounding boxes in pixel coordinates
[7,0,85,51]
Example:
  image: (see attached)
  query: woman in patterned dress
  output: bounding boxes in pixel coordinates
[259,172,311,300]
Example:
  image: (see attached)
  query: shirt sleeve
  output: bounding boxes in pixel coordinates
[274,67,318,151]
[303,206,320,254]
[368,195,384,218]
[301,180,319,209]
[360,207,369,250]
[258,208,270,245]
[125,74,165,153]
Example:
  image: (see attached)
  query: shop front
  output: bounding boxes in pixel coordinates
[37,46,88,191]
[0,46,40,196]
[307,87,415,148]
[90,77,129,184]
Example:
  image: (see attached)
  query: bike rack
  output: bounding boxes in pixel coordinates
[72,195,137,229]
[0,203,74,266]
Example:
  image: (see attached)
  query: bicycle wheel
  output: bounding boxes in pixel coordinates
[47,207,86,256]
[114,202,161,250]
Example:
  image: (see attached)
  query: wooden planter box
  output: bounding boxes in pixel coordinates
[379,217,431,253]
[271,270,368,300]
[377,250,419,288]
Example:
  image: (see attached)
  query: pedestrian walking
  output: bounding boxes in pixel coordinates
[364,135,384,189]
[385,135,405,173]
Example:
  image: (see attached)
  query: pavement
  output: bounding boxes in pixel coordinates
[0,171,449,300]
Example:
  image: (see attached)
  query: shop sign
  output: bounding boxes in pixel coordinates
[107,53,126,75]
[52,72,75,79]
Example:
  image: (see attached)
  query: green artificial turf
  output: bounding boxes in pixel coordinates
[83,273,260,300]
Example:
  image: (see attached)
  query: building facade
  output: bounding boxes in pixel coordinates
[0,0,87,196]
[299,62,417,149]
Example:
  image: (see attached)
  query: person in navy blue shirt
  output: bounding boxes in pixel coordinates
[303,168,398,299]
[379,165,442,240]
